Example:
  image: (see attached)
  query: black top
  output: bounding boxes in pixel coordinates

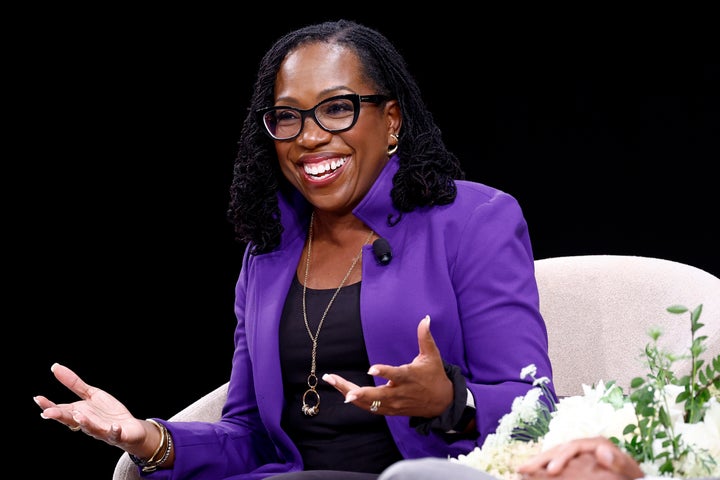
[279,276,403,473]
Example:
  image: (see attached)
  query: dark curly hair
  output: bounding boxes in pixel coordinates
[227,19,465,255]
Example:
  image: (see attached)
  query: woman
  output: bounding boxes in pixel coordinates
[34,19,553,479]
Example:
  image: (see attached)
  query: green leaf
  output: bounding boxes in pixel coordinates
[667,305,688,314]
[658,407,671,426]
[691,304,703,322]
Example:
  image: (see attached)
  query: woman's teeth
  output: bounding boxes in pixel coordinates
[304,157,346,177]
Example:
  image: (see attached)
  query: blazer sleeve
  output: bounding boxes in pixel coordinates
[451,190,553,441]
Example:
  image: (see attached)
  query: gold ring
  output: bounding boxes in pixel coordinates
[370,400,381,413]
[69,424,81,432]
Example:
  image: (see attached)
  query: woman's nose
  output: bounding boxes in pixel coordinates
[296,116,332,146]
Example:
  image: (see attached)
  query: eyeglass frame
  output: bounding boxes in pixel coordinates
[255,93,389,140]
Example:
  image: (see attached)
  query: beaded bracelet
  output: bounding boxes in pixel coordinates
[129,419,173,473]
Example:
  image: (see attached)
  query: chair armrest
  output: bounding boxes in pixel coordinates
[112,382,229,480]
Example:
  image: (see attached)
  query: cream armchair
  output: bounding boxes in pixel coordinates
[113,255,720,479]
[113,382,229,480]
[534,255,719,397]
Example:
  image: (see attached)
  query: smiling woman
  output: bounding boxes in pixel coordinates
[28,11,719,480]
[34,18,555,479]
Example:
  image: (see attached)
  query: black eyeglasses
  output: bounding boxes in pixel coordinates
[256,93,388,140]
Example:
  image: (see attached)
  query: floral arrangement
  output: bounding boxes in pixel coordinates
[452,304,720,479]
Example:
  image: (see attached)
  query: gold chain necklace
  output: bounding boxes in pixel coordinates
[301,212,374,416]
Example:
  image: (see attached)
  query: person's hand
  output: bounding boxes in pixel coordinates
[34,363,162,458]
[322,315,453,417]
[517,436,645,480]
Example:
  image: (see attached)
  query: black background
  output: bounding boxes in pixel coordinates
[17,8,718,479]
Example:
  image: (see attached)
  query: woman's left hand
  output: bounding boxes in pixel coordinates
[322,315,454,417]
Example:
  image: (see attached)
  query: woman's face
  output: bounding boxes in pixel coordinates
[270,42,401,216]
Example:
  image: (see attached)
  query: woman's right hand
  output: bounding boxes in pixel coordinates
[324,315,454,418]
[34,363,163,459]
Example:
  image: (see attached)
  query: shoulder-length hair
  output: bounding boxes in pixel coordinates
[227,19,464,255]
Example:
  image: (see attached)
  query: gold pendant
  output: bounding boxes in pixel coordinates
[302,387,320,416]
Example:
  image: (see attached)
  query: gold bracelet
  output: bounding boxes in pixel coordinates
[145,419,167,464]
[129,419,172,472]
[149,426,173,471]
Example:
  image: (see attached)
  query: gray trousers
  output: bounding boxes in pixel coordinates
[378,458,498,480]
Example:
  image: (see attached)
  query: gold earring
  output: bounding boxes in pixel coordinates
[387,133,399,155]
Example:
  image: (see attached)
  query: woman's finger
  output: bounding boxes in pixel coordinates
[51,363,97,400]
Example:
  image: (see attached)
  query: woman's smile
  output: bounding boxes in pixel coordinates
[303,155,348,179]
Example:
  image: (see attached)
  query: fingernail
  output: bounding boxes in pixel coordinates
[367,367,379,375]
[345,393,358,403]
[322,374,335,385]
[51,363,58,372]
[33,396,40,406]
[40,413,48,419]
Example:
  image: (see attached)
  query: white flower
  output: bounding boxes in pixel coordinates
[516,388,542,424]
[533,376,551,387]
[452,440,542,480]
[520,364,537,379]
[541,382,636,450]
[452,304,719,479]
[492,407,520,445]
[673,398,720,477]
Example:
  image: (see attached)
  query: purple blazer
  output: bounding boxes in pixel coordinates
[151,156,553,479]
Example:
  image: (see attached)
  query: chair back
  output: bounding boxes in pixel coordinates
[534,255,720,397]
